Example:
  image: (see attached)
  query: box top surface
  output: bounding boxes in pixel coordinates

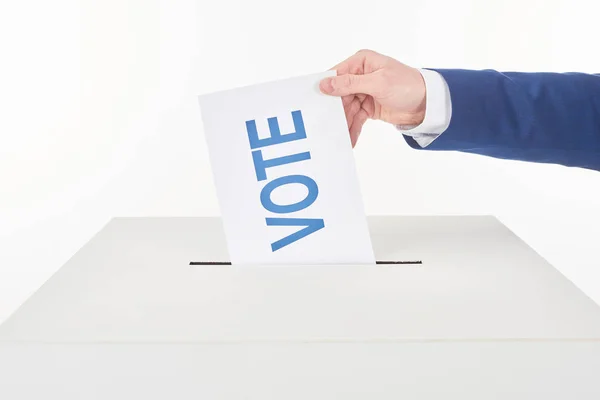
[2,216,600,343]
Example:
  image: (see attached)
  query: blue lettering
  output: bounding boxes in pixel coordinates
[246,110,306,149]
[246,109,325,252]
[266,218,325,251]
[251,150,311,181]
[260,174,319,214]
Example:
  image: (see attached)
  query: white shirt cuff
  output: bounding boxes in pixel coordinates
[396,68,452,148]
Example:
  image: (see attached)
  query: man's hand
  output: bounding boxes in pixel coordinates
[319,49,426,147]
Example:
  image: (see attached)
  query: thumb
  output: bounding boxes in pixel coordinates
[319,73,379,97]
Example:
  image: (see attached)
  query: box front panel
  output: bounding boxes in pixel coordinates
[1,341,599,400]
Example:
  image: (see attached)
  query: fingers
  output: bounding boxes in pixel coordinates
[321,49,385,97]
[349,108,369,147]
[360,95,375,118]
[342,95,354,108]
[342,94,366,107]
[345,96,362,127]
[320,73,380,97]
[341,95,374,147]
[328,50,368,75]
[329,49,381,75]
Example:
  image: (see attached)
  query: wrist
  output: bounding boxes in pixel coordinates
[396,68,452,147]
[409,67,427,125]
[413,98,426,125]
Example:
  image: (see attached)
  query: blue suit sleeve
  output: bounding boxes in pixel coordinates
[404,69,600,171]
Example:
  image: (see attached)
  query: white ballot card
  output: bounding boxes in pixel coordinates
[198,71,375,265]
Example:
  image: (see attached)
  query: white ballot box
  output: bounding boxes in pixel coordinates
[1,216,600,399]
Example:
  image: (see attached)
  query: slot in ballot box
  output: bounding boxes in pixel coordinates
[1,216,600,399]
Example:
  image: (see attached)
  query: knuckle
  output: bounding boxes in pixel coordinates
[379,68,393,81]
[372,72,388,96]
[340,74,354,88]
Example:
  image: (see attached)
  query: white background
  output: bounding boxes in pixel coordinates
[1,0,599,324]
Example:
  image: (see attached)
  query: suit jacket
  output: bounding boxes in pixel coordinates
[404,69,600,171]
